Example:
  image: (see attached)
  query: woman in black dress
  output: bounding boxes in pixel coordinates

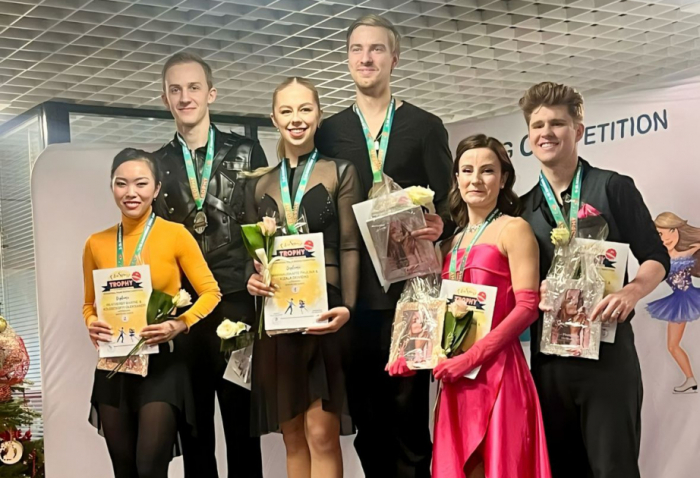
[245,77,362,478]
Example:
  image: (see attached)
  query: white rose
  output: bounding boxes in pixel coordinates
[405,186,435,207]
[448,300,469,318]
[257,216,277,236]
[172,289,192,308]
[217,319,242,339]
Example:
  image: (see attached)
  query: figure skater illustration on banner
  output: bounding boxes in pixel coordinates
[646,212,700,394]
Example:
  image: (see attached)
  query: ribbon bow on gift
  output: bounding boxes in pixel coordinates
[578,203,601,219]
[255,248,287,287]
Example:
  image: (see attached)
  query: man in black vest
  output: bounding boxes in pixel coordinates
[154,52,266,478]
[519,82,669,478]
[315,14,453,478]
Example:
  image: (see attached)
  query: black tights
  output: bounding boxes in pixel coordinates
[99,402,178,478]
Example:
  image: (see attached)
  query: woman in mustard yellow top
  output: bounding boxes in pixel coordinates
[83,148,221,478]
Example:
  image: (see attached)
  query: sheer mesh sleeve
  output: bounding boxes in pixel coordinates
[243,175,261,285]
[337,163,363,312]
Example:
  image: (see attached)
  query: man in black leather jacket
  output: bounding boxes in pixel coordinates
[154,52,267,478]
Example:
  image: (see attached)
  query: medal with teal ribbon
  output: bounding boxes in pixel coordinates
[178,126,215,234]
[117,213,156,267]
[539,161,582,242]
[280,149,319,234]
[353,97,395,184]
[448,208,501,281]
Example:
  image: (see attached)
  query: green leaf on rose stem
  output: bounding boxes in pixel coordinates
[147,290,175,325]
[452,310,474,353]
[241,224,265,259]
[220,331,255,353]
[442,311,456,350]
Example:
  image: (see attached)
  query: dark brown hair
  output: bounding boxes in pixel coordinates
[162,52,214,91]
[449,134,520,228]
[518,81,584,125]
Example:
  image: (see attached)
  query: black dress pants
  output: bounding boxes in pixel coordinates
[179,292,263,478]
[532,325,643,478]
[348,309,432,478]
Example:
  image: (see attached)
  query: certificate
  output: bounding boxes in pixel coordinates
[93,265,158,358]
[265,233,328,333]
[439,280,497,379]
[577,239,630,343]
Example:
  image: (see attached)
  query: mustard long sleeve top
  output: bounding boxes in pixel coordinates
[82,208,221,328]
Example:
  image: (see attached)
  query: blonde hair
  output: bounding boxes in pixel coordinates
[346,14,401,57]
[241,77,322,179]
[654,212,700,277]
[272,77,322,160]
[518,82,584,125]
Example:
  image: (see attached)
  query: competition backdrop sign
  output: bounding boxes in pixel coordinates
[445,77,700,477]
[265,232,328,332]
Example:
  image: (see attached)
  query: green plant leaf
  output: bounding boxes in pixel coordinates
[241,224,264,259]
[220,332,255,353]
[442,311,456,350]
[147,289,175,324]
[452,311,474,354]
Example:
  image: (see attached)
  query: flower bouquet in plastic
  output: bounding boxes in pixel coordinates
[365,180,442,283]
[388,275,446,370]
[540,234,606,360]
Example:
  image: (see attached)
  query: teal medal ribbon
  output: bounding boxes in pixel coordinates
[280,149,319,234]
[448,208,501,281]
[538,161,582,240]
[177,126,215,234]
[353,97,395,184]
[117,213,156,267]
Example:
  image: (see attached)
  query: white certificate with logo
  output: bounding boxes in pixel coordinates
[93,265,158,358]
[264,233,328,333]
[577,239,630,344]
[439,280,497,379]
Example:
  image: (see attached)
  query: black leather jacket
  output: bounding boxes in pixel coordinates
[153,125,268,295]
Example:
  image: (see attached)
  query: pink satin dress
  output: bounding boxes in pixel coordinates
[434,244,551,478]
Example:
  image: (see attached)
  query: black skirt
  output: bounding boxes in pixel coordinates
[250,285,353,436]
[89,334,197,456]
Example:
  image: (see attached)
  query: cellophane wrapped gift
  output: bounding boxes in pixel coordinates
[540,239,606,360]
[388,275,446,370]
[366,187,441,284]
[97,355,148,377]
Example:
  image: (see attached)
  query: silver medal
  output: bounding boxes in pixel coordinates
[194,210,208,234]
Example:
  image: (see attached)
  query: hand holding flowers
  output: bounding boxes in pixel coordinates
[107,289,192,378]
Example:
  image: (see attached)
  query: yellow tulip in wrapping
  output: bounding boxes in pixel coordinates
[405,186,436,214]
[550,225,571,247]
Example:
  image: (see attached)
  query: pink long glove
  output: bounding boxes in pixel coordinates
[385,356,417,377]
[434,289,539,383]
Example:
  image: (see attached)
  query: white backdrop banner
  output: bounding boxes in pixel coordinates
[32,143,361,477]
[445,78,700,478]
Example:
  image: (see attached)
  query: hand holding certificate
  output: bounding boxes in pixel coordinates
[93,265,156,359]
[265,233,329,334]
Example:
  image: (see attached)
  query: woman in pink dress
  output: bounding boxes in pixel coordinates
[433,134,551,477]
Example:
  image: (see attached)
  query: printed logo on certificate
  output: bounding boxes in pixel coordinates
[93,265,158,358]
[577,239,630,343]
[440,280,497,379]
[265,232,328,332]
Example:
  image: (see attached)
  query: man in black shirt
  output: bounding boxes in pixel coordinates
[519,82,669,478]
[154,52,267,478]
[315,14,453,478]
